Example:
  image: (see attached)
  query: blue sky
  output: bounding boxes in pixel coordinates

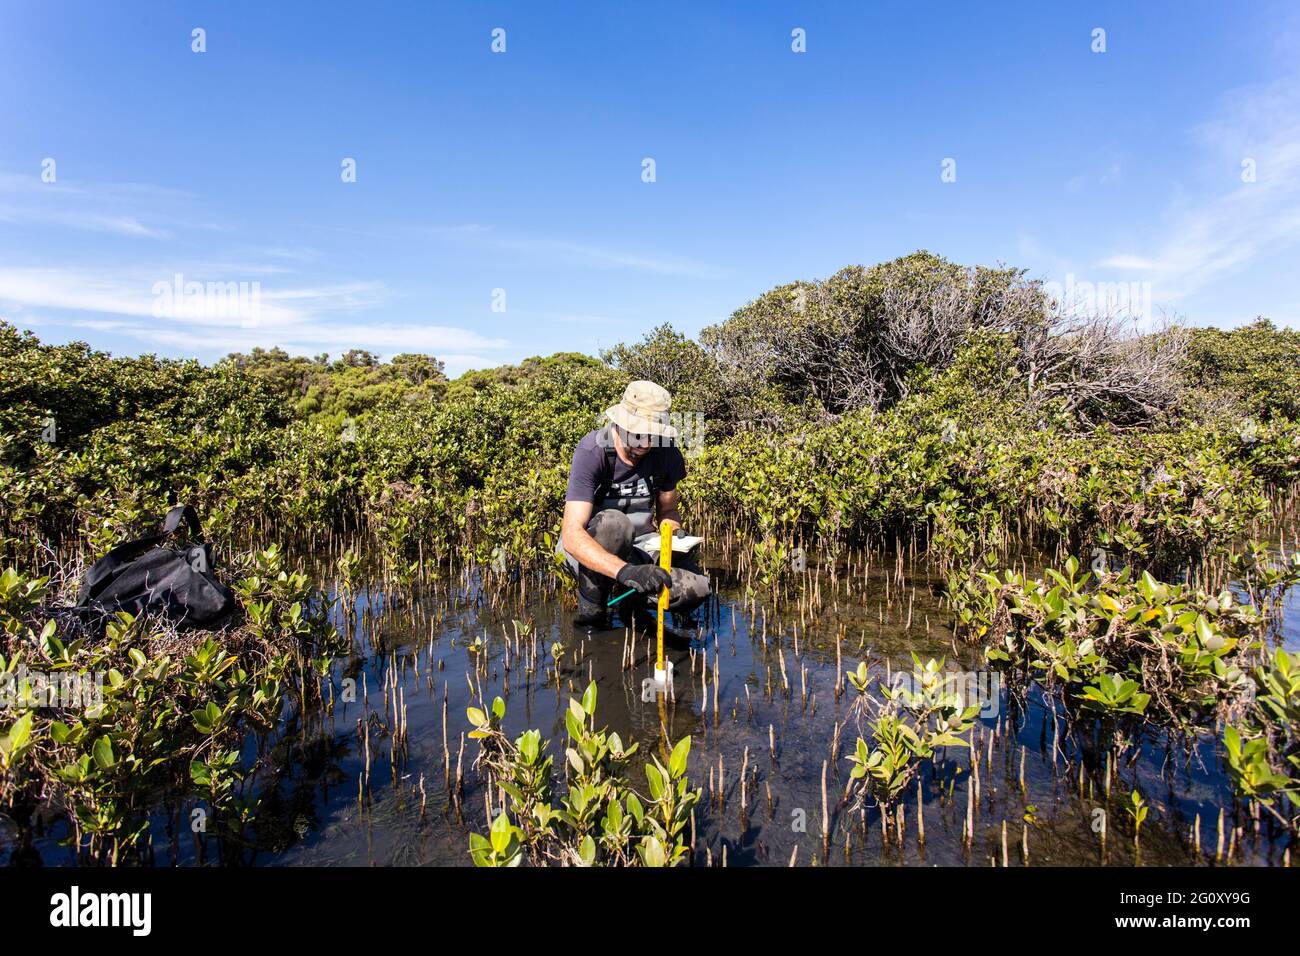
[2,1,1298,374]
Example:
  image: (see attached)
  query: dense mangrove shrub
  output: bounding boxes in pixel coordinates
[1186,319,1300,423]
[219,346,449,423]
[0,327,621,577]
[950,550,1300,832]
[0,327,289,547]
[0,548,341,864]
[686,337,1299,582]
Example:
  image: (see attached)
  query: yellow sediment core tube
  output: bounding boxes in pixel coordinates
[657,522,672,671]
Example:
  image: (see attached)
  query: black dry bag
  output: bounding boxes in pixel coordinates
[76,505,236,630]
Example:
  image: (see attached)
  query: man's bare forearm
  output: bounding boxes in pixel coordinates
[562,523,627,580]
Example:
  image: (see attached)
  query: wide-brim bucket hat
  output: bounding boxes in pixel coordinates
[603,380,678,438]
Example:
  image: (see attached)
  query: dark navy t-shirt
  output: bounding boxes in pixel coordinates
[564,428,687,505]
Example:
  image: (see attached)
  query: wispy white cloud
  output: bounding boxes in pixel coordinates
[546,240,724,278]
[1096,75,1300,301]
[0,172,195,201]
[0,171,188,240]
[0,267,162,318]
[1098,254,1161,271]
[0,169,512,363]
[511,309,621,325]
[261,245,322,262]
[0,267,306,325]
[0,204,172,239]
[1065,154,1124,194]
[423,224,726,279]
[0,266,507,362]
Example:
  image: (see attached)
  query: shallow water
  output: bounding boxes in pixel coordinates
[10,526,1298,867]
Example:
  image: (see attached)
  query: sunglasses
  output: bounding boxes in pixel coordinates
[617,426,654,449]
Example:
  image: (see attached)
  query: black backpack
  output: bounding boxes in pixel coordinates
[76,505,236,631]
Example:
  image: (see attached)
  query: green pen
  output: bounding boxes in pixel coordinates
[607,588,638,607]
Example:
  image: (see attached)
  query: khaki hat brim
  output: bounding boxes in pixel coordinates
[604,404,678,439]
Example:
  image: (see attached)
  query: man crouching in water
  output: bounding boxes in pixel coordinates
[559,380,712,630]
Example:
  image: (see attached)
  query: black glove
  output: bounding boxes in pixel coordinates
[617,563,672,595]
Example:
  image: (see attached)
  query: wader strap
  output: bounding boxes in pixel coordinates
[597,431,656,507]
